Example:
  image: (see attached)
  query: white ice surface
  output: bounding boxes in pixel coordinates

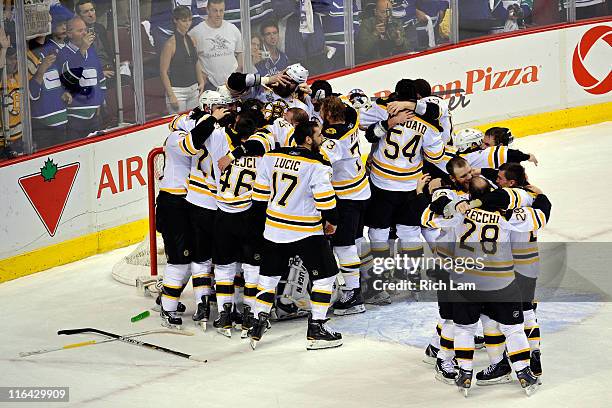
[1,122,612,407]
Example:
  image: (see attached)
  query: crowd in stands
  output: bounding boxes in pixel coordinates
[0,0,609,160]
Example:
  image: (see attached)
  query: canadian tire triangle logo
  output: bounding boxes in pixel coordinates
[18,158,80,237]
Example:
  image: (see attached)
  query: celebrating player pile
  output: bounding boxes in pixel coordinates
[154,64,548,397]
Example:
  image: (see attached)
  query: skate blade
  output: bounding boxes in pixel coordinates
[306,339,343,350]
[161,321,182,331]
[523,383,539,397]
[241,329,249,339]
[250,338,259,350]
[476,374,512,386]
[333,304,366,316]
[462,387,470,398]
[216,327,232,338]
[194,320,208,332]
[435,372,457,385]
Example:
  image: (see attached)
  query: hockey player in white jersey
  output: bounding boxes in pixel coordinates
[317,96,370,315]
[181,91,235,330]
[249,121,342,350]
[423,176,550,396]
[363,79,446,298]
[470,163,543,384]
[156,109,205,329]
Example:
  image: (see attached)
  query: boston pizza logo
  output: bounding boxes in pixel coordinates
[572,25,612,95]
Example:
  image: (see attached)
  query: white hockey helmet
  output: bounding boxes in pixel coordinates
[452,128,484,152]
[216,85,238,103]
[285,63,309,84]
[198,90,234,111]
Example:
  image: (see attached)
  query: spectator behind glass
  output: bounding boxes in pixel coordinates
[30,5,76,150]
[414,0,448,50]
[58,16,107,139]
[389,0,418,51]
[190,0,243,90]
[75,0,115,80]
[280,1,328,75]
[160,6,205,114]
[356,0,409,63]
[250,34,263,72]
[489,1,532,33]
[458,0,496,41]
[149,0,204,51]
[256,21,289,76]
[0,43,24,159]
[195,0,273,31]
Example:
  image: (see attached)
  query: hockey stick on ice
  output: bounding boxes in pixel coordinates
[57,328,207,362]
[20,329,193,358]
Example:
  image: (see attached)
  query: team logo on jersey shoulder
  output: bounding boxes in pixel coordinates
[324,128,336,135]
[513,311,519,318]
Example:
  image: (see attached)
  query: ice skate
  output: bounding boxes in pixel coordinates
[435,358,458,385]
[455,368,473,397]
[333,288,366,316]
[192,295,211,331]
[516,367,540,396]
[241,305,255,339]
[160,308,183,330]
[530,349,542,383]
[422,344,439,365]
[213,303,233,338]
[248,312,271,350]
[476,358,512,385]
[306,315,343,350]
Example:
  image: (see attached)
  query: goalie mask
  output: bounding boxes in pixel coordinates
[347,88,372,110]
[452,128,484,152]
[262,99,290,123]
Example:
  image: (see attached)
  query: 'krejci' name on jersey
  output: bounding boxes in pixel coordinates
[233,156,258,169]
[274,156,302,172]
[465,209,500,225]
[404,119,429,136]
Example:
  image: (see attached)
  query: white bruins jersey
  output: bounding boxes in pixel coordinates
[357,99,388,128]
[265,117,295,147]
[422,187,469,259]
[253,147,336,243]
[370,116,445,191]
[441,145,509,170]
[319,120,370,201]
[505,188,540,278]
[158,113,198,195]
[204,128,275,213]
[424,205,547,291]
[186,147,218,210]
[166,113,218,210]
[421,96,452,144]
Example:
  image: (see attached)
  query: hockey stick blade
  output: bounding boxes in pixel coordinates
[21,329,193,358]
[58,328,206,362]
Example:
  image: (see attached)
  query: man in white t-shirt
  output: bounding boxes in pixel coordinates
[190,0,243,89]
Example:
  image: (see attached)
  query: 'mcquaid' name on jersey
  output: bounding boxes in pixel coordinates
[369,116,445,192]
[253,147,336,243]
